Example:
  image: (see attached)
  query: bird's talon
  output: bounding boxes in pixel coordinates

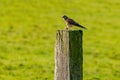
[66,28,69,30]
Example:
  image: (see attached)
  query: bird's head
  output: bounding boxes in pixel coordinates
[62,15,68,20]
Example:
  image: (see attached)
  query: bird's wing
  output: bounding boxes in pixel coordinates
[67,18,77,25]
[67,18,82,27]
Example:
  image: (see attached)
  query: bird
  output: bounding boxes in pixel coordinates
[62,15,87,30]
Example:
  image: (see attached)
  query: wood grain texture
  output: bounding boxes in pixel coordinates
[55,30,83,80]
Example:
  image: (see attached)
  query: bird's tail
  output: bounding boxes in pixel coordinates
[77,24,87,29]
[80,25,87,29]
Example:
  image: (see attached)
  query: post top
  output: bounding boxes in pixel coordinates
[57,30,82,32]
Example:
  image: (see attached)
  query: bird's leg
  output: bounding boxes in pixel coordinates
[65,27,69,30]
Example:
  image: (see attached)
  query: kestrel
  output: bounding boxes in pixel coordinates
[62,15,87,30]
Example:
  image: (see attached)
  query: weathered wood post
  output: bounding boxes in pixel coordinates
[55,30,83,80]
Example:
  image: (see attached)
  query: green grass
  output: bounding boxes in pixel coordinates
[0,0,120,80]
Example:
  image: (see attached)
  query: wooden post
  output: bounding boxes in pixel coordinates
[55,30,83,80]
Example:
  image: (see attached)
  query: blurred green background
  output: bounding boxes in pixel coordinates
[0,0,120,80]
